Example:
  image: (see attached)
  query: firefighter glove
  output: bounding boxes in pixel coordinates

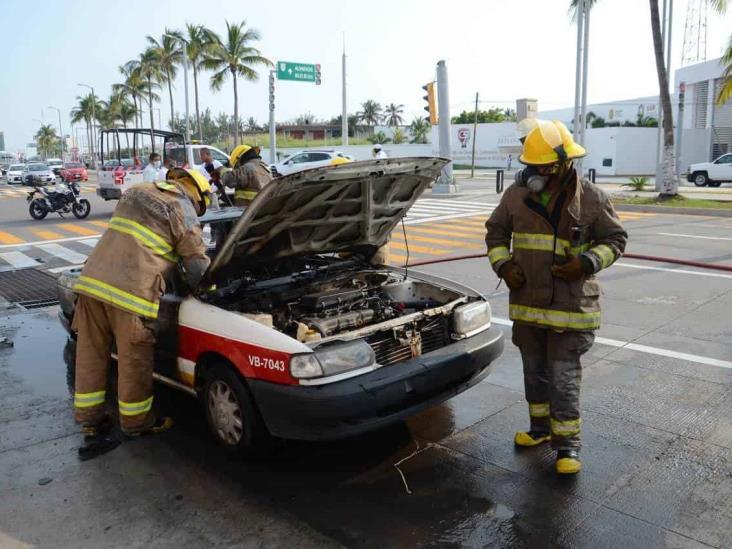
[551,249,585,281]
[499,260,526,290]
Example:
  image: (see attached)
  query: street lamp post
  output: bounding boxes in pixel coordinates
[78,83,97,168]
[164,32,192,166]
[48,106,64,160]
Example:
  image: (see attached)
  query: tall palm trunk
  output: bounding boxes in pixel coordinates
[193,65,203,142]
[649,0,678,196]
[166,69,175,131]
[148,78,156,153]
[231,67,239,146]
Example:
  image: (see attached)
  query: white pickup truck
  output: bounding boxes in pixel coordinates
[687,153,732,187]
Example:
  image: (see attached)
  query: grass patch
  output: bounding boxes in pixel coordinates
[612,194,732,210]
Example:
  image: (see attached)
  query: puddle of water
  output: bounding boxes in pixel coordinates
[1,312,71,398]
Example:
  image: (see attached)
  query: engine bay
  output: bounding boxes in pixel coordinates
[202,256,466,347]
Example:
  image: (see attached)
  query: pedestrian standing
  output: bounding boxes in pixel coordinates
[485,120,627,474]
[507,153,513,171]
[142,153,161,183]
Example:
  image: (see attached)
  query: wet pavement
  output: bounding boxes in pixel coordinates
[2,246,732,547]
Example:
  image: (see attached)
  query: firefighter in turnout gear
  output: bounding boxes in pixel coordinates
[221,144,273,207]
[485,120,627,475]
[72,168,212,459]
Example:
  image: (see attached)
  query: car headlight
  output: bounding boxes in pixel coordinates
[453,301,491,337]
[290,340,376,379]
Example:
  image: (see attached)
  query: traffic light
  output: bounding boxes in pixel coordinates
[422,82,438,125]
[315,64,322,85]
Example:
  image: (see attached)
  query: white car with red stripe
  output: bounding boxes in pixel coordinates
[59,158,504,456]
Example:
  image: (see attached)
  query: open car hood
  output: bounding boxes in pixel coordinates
[207,157,448,279]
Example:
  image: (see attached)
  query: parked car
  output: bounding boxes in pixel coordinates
[6,163,26,184]
[60,162,89,183]
[57,158,504,456]
[271,150,353,177]
[166,144,230,168]
[47,158,64,176]
[687,153,732,187]
[22,163,55,185]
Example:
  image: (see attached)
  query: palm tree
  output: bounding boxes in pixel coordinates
[35,124,58,159]
[203,20,273,146]
[245,116,259,132]
[570,0,727,195]
[115,64,146,128]
[70,93,104,161]
[124,50,164,148]
[409,117,431,144]
[383,103,405,126]
[357,100,382,126]
[171,24,218,141]
[146,30,183,130]
[717,34,732,104]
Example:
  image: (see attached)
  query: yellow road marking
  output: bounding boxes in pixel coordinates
[406,225,486,238]
[88,220,109,228]
[389,253,407,264]
[392,233,484,248]
[452,218,488,227]
[58,223,99,236]
[30,229,64,240]
[0,231,24,245]
[389,241,447,255]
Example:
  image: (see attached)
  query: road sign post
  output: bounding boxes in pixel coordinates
[269,71,276,164]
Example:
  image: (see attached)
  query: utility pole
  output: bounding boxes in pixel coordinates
[78,83,97,168]
[579,2,591,148]
[470,92,479,178]
[433,60,455,193]
[269,70,276,163]
[48,106,64,160]
[342,35,348,146]
[573,0,590,173]
[573,0,585,142]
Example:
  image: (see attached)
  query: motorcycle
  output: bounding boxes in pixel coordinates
[26,177,91,220]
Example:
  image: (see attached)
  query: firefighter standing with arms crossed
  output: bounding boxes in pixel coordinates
[72,168,212,459]
[485,120,627,474]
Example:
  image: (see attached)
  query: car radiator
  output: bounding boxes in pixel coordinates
[366,316,451,366]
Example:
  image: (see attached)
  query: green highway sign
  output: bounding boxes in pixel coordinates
[277,61,321,84]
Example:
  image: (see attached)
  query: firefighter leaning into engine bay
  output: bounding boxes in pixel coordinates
[72,168,212,460]
[485,120,627,474]
[220,144,273,208]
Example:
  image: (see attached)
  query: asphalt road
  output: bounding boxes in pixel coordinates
[0,186,731,546]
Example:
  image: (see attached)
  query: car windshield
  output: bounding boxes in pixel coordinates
[29,164,48,171]
[64,163,82,168]
[10,164,24,170]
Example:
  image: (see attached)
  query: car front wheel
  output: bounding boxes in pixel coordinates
[693,172,708,187]
[202,362,270,457]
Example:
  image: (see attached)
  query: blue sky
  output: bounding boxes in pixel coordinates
[1,0,730,152]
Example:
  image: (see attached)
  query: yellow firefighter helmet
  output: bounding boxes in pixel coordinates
[520,120,586,166]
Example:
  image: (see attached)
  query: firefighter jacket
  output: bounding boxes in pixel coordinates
[485,171,627,331]
[74,182,210,319]
[222,159,272,207]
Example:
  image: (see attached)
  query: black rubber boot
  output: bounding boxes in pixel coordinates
[78,432,121,461]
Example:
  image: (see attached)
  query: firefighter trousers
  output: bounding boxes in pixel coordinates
[512,323,595,450]
[72,295,157,435]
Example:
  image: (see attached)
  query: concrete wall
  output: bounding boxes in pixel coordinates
[679,128,712,168]
[612,128,659,175]
[260,143,433,163]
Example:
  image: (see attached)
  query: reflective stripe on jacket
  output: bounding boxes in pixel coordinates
[74,182,209,318]
[222,159,272,207]
[485,171,627,331]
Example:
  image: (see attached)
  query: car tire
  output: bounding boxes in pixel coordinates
[692,172,708,187]
[708,181,722,188]
[201,361,271,457]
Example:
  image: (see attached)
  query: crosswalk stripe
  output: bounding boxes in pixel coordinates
[408,204,484,215]
[412,201,489,211]
[389,241,448,256]
[0,251,41,268]
[78,238,100,247]
[58,223,99,236]
[88,221,109,228]
[452,219,488,227]
[406,225,486,238]
[37,243,87,264]
[30,229,64,240]
[418,199,489,209]
[392,233,484,248]
[404,209,495,226]
[0,231,24,245]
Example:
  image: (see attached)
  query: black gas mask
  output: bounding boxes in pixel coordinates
[514,165,550,193]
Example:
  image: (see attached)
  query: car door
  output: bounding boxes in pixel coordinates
[280,153,309,175]
[709,154,732,181]
[307,152,333,170]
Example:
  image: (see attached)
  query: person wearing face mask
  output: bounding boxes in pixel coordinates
[484,119,627,475]
[143,153,162,183]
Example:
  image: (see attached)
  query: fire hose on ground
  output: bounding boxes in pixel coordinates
[402,253,732,273]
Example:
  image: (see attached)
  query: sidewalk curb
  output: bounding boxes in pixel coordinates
[614,204,732,218]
